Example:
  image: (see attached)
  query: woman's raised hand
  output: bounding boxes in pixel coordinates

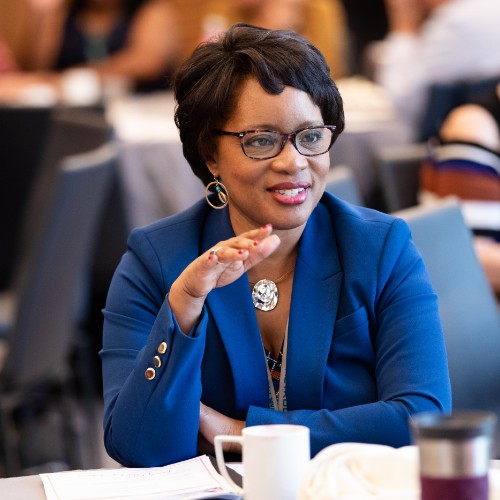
[168,224,280,333]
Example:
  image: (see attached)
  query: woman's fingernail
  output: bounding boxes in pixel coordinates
[238,249,245,255]
[253,240,261,246]
[262,224,272,229]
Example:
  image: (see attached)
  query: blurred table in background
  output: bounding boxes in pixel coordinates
[331,77,414,206]
[106,92,205,231]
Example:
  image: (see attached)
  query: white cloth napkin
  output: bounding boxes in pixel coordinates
[297,443,500,500]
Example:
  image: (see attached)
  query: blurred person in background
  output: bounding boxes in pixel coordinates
[371,0,500,135]
[29,0,180,92]
[200,0,349,79]
[339,0,387,75]
[420,103,500,296]
[0,36,17,73]
[0,3,32,99]
[0,0,180,103]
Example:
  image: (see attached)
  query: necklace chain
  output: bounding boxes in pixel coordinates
[249,268,294,287]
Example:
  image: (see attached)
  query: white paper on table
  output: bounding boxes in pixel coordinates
[40,455,240,500]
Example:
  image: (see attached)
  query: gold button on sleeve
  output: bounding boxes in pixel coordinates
[157,341,167,354]
[145,367,156,380]
[153,355,162,368]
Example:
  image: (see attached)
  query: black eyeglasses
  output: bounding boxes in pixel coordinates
[215,125,336,160]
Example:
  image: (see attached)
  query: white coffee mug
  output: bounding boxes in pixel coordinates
[214,424,310,500]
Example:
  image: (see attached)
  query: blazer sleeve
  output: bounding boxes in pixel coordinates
[100,228,207,467]
[246,217,452,456]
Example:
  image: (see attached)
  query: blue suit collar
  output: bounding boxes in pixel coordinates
[287,203,343,409]
[203,203,342,411]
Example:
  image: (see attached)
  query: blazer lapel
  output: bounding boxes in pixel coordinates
[286,204,343,410]
[203,210,269,410]
[201,204,342,412]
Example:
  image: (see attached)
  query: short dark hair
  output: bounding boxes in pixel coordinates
[173,23,345,185]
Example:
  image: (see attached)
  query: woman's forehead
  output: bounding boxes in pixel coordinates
[226,78,320,127]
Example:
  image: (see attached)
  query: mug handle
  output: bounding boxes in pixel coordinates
[214,434,244,496]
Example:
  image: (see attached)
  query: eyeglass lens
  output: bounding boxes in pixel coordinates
[242,127,334,159]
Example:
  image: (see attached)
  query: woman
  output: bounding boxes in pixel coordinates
[101,23,451,467]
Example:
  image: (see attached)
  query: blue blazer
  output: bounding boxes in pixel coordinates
[101,193,451,467]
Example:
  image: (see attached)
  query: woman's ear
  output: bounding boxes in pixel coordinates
[205,155,218,178]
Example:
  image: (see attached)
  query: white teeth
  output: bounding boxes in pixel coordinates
[274,188,304,197]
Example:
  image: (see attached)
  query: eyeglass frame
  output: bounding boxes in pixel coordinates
[214,125,337,160]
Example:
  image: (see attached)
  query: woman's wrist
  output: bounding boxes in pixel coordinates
[168,280,207,334]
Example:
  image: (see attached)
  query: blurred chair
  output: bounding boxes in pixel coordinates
[376,143,427,213]
[1,107,112,295]
[0,144,117,476]
[4,107,126,385]
[324,165,363,205]
[17,108,112,250]
[395,198,500,458]
[0,107,52,289]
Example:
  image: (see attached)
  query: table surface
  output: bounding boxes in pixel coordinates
[2,460,499,500]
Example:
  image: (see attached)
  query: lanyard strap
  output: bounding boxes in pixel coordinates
[265,321,288,412]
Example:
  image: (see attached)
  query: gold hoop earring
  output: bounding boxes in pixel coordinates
[205,178,229,209]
